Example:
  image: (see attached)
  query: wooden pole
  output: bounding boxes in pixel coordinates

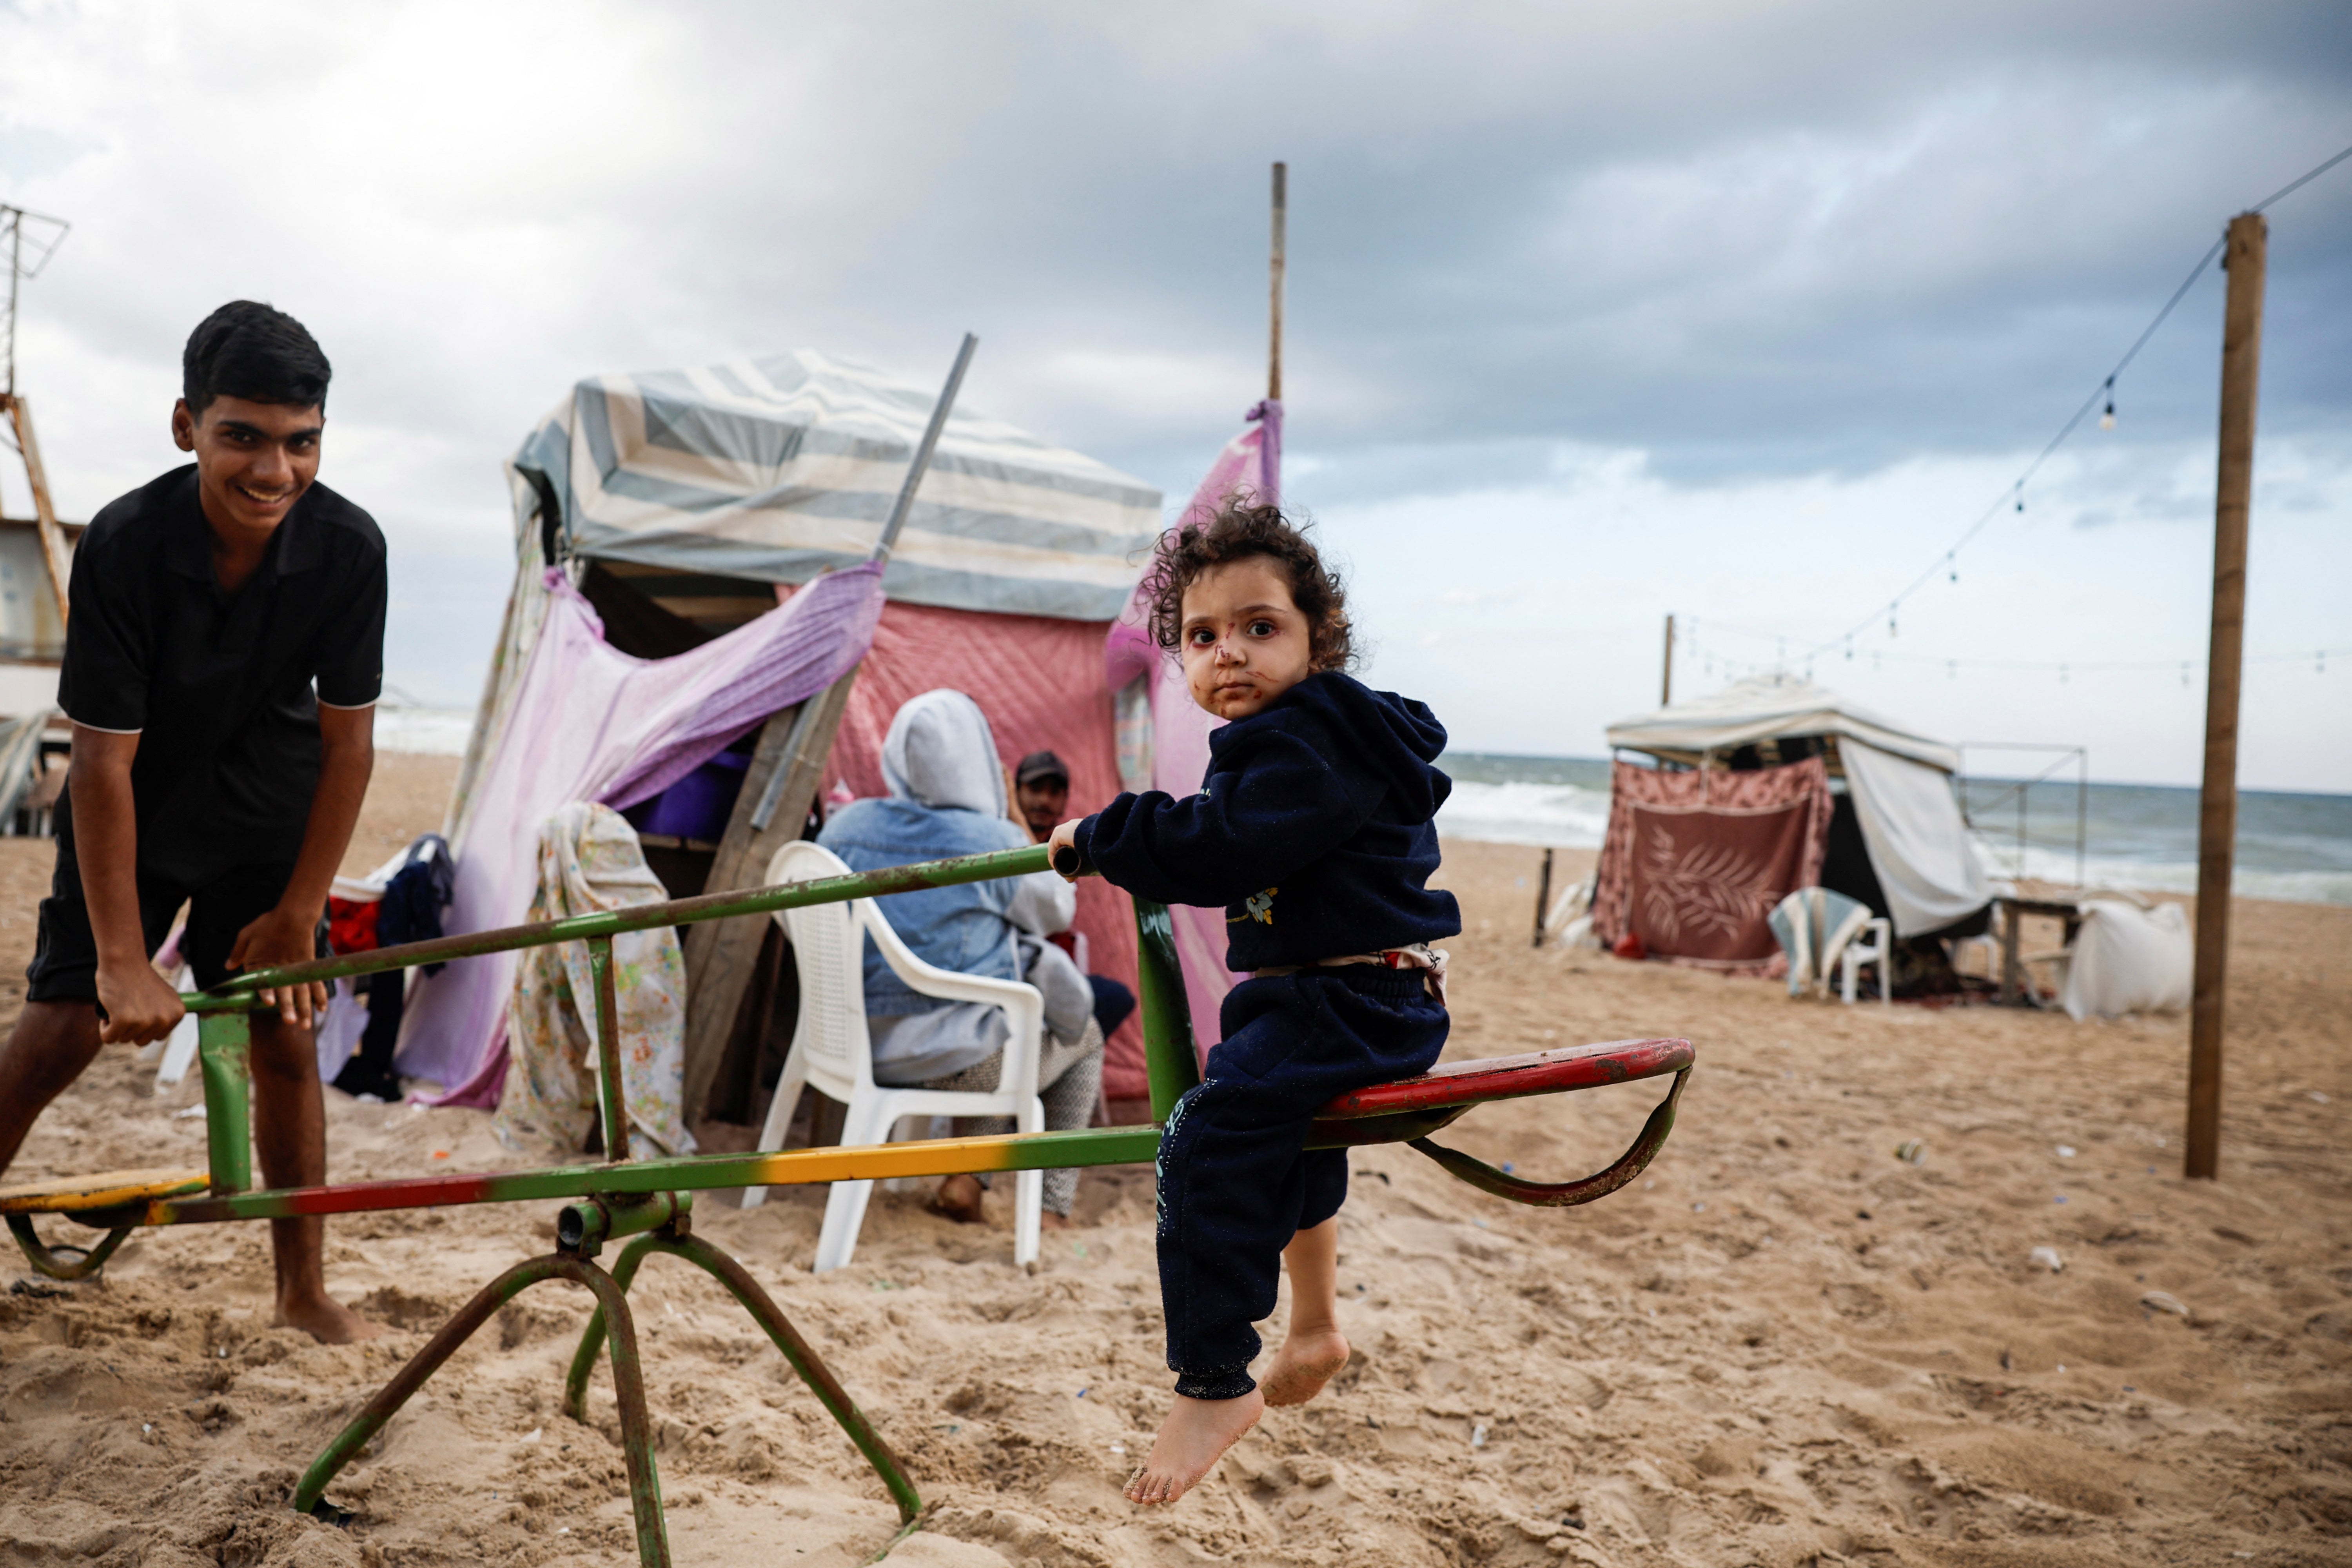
[2185,211,2267,1183]
[1660,614,1675,706]
[1531,846,1554,949]
[2,395,73,626]
[1268,162,1286,402]
[678,336,978,1122]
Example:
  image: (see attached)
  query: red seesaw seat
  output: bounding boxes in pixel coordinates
[1305,1037,1695,1207]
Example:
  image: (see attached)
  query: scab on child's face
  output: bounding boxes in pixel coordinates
[1180,556,1316,721]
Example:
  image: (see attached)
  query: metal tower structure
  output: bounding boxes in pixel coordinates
[0,204,75,625]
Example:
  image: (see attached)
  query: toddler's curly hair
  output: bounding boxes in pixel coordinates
[1142,500,1354,672]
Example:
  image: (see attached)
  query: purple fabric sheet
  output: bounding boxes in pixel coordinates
[397,563,885,1102]
[1102,400,1281,1061]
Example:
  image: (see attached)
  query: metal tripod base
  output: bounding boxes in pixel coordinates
[292,1202,920,1566]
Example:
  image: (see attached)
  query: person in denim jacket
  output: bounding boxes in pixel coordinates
[818,690,1102,1224]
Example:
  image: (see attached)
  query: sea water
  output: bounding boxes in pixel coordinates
[1436,752,2352,908]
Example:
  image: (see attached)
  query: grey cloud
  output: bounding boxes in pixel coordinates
[1,0,2347,710]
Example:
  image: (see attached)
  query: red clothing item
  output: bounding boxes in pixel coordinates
[327,896,379,955]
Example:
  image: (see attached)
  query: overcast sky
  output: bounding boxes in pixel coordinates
[3,1,2347,789]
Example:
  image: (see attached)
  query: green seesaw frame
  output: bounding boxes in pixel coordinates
[0,842,1693,1565]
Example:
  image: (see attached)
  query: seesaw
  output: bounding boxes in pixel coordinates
[0,842,1693,1564]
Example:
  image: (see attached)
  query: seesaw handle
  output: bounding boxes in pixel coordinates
[1409,1067,1690,1207]
[1052,846,1093,878]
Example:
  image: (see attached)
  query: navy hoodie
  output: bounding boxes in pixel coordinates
[1073,671,1462,972]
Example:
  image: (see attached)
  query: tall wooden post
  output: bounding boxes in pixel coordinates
[2185,211,2267,1182]
[1268,162,1286,402]
[1660,614,1675,706]
[3,396,74,626]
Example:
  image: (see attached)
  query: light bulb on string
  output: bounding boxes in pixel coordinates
[1947,554,1958,584]
[1888,609,1898,638]
[2100,376,2116,432]
[1844,636,1853,662]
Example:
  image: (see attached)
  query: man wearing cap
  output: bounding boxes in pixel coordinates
[1013,750,1071,844]
[1008,747,1135,1060]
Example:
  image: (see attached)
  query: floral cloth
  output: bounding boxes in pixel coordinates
[494,802,697,1161]
[1590,757,1831,978]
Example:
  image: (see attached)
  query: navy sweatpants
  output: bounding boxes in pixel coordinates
[1156,965,1449,1398]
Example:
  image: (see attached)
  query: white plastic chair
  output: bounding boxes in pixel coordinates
[1839,917,1894,1005]
[741,840,1047,1272]
[1768,887,1868,999]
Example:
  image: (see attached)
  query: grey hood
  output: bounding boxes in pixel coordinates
[880,689,1006,817]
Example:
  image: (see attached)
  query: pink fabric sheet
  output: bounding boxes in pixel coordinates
[397,565,886,1100]
[1102,401,1282,1065]
[807,598,1149,1099]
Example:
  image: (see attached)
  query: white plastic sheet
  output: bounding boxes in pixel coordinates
[2062,898,2192,1021]
[1841,740,1991,938]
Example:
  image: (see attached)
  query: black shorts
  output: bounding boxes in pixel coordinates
[26,803,305,1003]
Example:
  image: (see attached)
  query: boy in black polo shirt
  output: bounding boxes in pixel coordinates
[0,302,386,1343]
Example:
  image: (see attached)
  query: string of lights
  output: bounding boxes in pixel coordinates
[1784,136,2352,669]
[1682,615,2339,684]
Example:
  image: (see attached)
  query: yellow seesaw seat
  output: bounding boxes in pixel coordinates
[0,1167,210,1214]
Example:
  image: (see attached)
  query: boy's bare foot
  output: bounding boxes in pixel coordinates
[1123,1389,1263,1505]
[1038,1210,1071,1230]
[928,1173,986,1224]
[276,1291,383,1345]
[1259,1327,1350,1406]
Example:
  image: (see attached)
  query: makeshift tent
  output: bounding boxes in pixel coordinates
[413,350,1164,1102]
[1600,675,1992,951]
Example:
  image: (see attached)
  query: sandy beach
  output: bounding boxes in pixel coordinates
[2,756,2347,1566]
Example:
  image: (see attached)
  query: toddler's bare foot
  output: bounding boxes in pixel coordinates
[276,1291,383,1345]
[1123,1390,1263,1505]
[1259,1327,1349,1406]
[1038,1210,1071,1230]
[928,1174,986,1224]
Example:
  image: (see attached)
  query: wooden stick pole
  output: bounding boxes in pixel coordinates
[2185,211,2267,1182]
[3,396,73,627]
[679,335,978,1121]
[1268,162,1286,402]
[1660,613,1675,706]
[1531,847,1554,949]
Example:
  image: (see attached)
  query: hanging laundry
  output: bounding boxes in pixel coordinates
[494,804,696,1162]
[331,835,453,1103]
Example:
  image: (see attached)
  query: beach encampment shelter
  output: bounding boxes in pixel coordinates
[402,350,1164,1109]
[1594,675,1991,971]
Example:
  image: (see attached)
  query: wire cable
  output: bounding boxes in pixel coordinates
[1788,136,2352,668]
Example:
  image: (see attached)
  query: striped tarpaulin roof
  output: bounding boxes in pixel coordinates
[508,349,1164,622]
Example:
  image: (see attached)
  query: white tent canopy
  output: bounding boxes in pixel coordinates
[1606,675,1989,938]
[1605,674,1962,774]
[507,348,1165,622]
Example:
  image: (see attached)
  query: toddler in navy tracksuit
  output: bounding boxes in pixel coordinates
[1049,502,1461,1504]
